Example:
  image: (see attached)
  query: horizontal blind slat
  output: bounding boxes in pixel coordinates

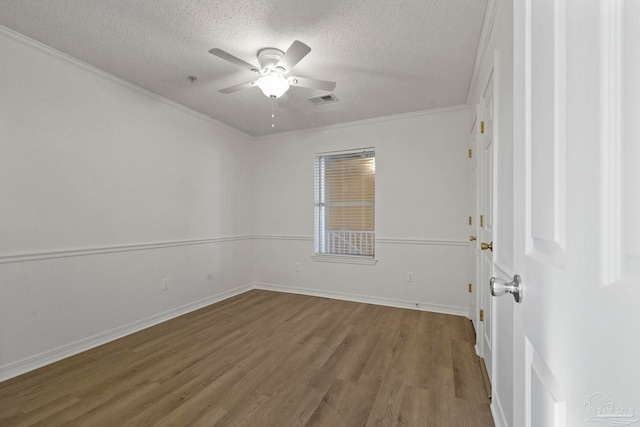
[314,149,375,257]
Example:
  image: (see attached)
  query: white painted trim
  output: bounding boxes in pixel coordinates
[466,0,500,106]
[252,235,313,241]
[376,238,469,247]
[1,235,468,264]
[253,282,468,317]
[491,389,510,427]
[254,234,468,247]
[254,105,469,141]
[0,283,253,382]
[0,236,253,264]
[0,25,251,140]
[310,254,378,266]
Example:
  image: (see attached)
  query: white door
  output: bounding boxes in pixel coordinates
[509,1,640,426]
[479,73,495,382]
[469,116,479,333]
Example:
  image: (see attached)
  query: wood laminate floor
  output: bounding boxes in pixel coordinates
[0,290,494,426]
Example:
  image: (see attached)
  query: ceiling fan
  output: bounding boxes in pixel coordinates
[209,40,336,99]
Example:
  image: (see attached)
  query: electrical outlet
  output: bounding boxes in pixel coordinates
[296,263,301,272]
[407,272,414,282]
[162,278,169,291]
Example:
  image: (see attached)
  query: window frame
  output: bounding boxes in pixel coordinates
[312,148,377,265]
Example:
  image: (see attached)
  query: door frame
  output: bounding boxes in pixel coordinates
[472,64,500,399]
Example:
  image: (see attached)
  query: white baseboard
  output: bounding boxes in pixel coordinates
[0,283,253,382]
[491,389,510,427]
[253,282,468,317]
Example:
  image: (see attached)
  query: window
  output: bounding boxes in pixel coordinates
[314,148,375,258]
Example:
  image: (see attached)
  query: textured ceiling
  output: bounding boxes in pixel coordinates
[0,0,488,137]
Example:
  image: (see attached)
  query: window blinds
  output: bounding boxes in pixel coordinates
[314,149,375,256]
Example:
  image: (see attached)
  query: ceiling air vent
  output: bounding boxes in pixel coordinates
[308,93,339,106]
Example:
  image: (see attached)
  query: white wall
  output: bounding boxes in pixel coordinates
[252,108,471,314]
[0,29,254,380]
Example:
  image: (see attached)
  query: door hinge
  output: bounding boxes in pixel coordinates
[480,215,484,227]
[468,283,472,293]
[468,148,473,158]
[480,121,485,134]
[480,309,484,321]
[468,216,472,226]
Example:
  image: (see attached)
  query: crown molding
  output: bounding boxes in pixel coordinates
[253,104,469,141]
[0,25,252,141]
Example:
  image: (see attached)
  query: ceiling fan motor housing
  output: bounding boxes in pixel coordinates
[257,48,285,73]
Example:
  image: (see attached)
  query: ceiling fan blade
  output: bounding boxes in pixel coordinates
[289,76,336,92]
[209,48,260,73]
[219,80,256,94]
[276,40,311,73]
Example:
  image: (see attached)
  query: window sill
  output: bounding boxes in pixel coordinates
[311,254,378,266]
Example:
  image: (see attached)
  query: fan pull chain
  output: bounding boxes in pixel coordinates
[271,98,276,128]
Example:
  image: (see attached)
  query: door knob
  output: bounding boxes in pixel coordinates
[481,241,493,251]
[470,236,477,242]
[490,274,523,303]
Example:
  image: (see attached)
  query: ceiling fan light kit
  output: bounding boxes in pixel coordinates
[255,73,290,99]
